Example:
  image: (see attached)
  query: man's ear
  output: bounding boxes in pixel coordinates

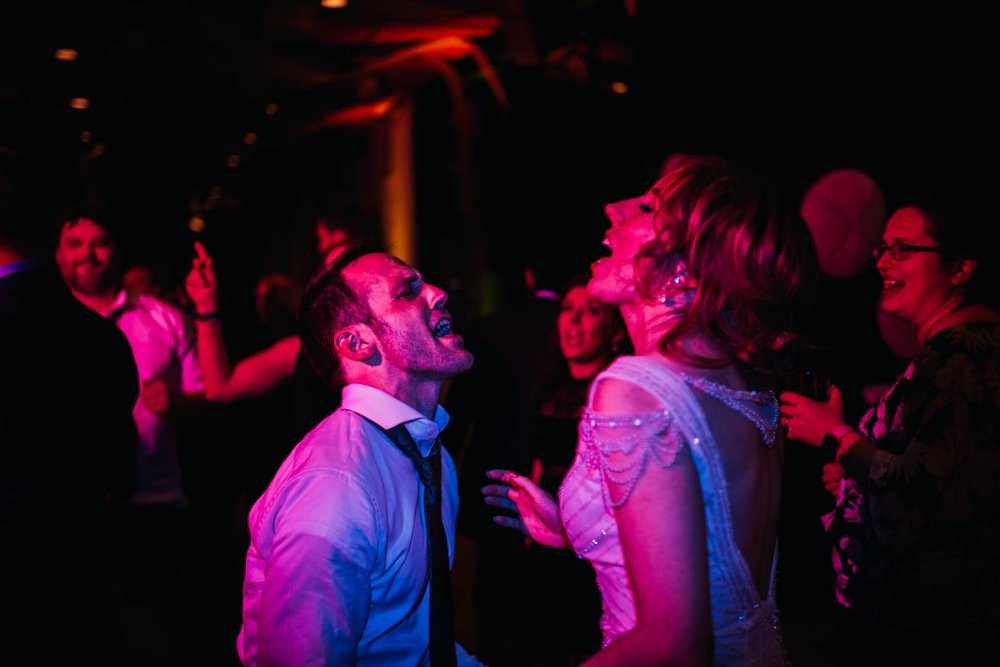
[334,325,377,361]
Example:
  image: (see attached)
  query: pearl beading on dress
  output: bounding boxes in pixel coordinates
[581,410,673,471]
[580,408,682,508]
[678,373,779,446]
[578,527,608,555]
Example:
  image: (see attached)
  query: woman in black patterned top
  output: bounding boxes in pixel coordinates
[779,195,1000,664]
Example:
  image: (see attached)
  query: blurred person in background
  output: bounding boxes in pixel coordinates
[55,202,206,664]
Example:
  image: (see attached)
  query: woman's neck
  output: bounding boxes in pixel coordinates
[917,302,1000,345]
[621,302,729,364]
[620,302,669,355]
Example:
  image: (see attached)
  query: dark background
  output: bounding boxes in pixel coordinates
[2,1,996,339]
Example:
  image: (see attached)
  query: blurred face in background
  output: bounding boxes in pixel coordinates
[559,285,619,366]
[316,221,350,265]
[56,217,118,296]
[123,265,159,296]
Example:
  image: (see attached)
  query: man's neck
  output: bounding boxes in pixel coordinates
[375,376,443,420]
[72,286,120,316]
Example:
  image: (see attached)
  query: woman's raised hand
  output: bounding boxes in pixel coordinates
[482,469,569,549]
[185,240,217,313]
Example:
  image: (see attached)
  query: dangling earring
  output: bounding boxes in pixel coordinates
[655,265,697,312]
[656,269,691,303]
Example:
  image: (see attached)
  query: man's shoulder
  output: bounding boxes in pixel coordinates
[0,266,64,308]
[121,293,194,343]
[3,269,127,343]
[130,292,189,320]
[290,408,384,471]
[0,270,138,402]
[257,410,389,510]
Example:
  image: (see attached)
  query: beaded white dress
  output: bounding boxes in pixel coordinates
[558,356,786,666]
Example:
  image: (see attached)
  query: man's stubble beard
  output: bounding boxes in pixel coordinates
[378,330,473,381]
[65,264,115,296]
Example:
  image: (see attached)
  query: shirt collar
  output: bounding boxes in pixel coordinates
[103,289,132,320]
[342,383,450,451]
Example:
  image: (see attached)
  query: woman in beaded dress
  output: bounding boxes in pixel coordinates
[483,154,818,666]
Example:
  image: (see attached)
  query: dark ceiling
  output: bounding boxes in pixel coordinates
[2,1,644,167]
[2,2,646,213]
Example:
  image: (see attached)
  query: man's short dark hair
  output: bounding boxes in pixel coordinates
[298,238,389,388]
[53,201,121,243]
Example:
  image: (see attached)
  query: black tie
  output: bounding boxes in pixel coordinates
[383,422,457,667]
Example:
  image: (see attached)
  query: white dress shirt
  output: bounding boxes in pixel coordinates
[238,383,482,666]
[104,290,203,506]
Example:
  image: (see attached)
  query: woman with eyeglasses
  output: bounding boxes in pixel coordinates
[779,197,1000,663]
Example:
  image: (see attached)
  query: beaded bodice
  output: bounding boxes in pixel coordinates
[559,355,786,665]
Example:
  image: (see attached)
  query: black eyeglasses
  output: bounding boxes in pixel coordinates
[872,243,942,262]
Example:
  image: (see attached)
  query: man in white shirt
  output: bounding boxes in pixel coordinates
[238,240,483,666]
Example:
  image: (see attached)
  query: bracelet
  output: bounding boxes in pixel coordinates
[191,311,219,321]
[833,428,858,465]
